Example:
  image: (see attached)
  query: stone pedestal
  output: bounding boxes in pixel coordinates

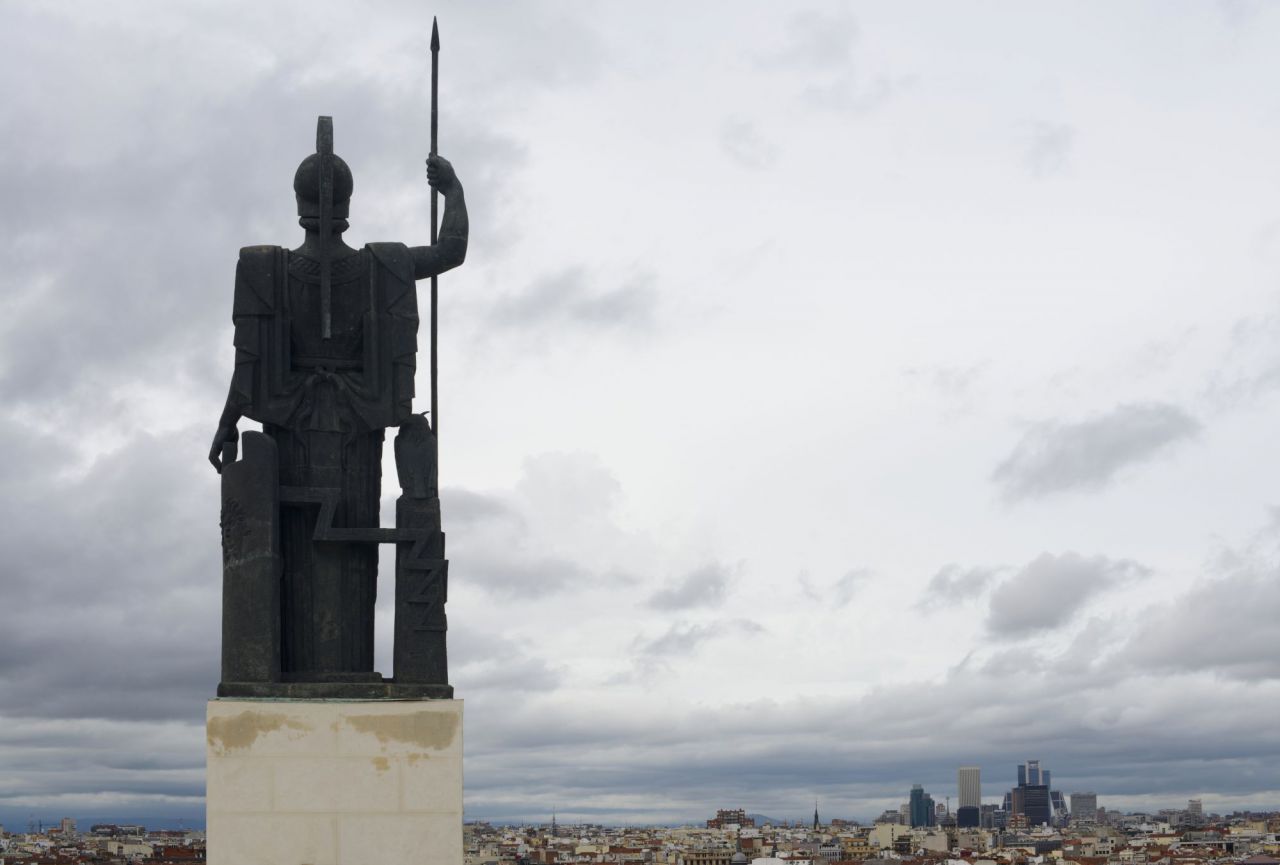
[207,699,463,865]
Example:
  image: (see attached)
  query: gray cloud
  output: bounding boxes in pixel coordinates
[1120,572,1280,680]
[800,569,869,608]
[1026,120,1075,178]
[444,487,523,527]
[916,564,1000,611]
[757,8,910,114]
[1203,303,1280,410]
[463,643,1280,825]
[987,552,1148,637]
[1117,521,1280,681]
[0,424,220,724]
[993,402,1200,501]
[439,489,583,597]
[719,117,778,170]
[764,9,857,71]
[1217,0,1262,30]
[802,73,914,113]
[648,564,730,610]
[437,452,636,599]
[635,619,764,659]
[450,625,564,694]
[906,362,988,398]
[486,268,658,336]
[0,716,205,825]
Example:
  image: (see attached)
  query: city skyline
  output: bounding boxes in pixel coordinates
[0,789,1264,835]
[4,804,1280,865]
[0,759,1258,831]
[3,0,1280,828]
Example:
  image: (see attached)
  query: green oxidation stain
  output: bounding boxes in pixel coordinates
[345,710,458,750]
[207,711,311,752]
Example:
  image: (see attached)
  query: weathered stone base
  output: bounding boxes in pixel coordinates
[206,699,463,865]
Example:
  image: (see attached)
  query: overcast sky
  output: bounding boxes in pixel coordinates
[3,0,1280,829]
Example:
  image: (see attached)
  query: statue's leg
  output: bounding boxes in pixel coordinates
[273,424,315,675]
[276,424,382,678]
[302,428,346,673]
[337,430,383,672]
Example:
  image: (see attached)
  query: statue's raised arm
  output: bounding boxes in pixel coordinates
[412,154,468,280]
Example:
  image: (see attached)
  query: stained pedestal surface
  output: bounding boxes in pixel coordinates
[207,699,463,865]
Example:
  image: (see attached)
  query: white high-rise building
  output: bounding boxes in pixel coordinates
[1071,792,1098,824]
[958,766,982,809]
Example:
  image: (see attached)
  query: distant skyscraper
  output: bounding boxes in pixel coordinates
[958,766,981,809]
[1071,792,1097,824]
[1021,785,1051,826]
[957,765,981,828]
[1187,799,1203,816]
[1010,760,1055,826]
[909,784,936,828]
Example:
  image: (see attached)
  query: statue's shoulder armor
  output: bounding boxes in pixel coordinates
[366,242,413,285]
[229,245,288,423]
[241,244,282,256]
[366,242,415,314]
[234,245,284,318]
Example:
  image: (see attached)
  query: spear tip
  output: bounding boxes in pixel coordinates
[431,17,440,52]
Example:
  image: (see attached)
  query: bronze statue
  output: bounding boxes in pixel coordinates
[208,110,467,698]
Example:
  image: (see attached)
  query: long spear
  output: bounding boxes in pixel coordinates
[430,17,440,441]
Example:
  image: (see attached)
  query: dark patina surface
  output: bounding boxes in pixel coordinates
[210,115,468,699]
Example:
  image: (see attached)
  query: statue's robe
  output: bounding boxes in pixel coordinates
[229,242,418,675]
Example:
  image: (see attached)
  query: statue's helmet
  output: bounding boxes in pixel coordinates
[294,116,353,220]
